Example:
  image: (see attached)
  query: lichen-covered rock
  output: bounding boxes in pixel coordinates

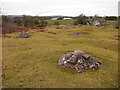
[58,50,102,73]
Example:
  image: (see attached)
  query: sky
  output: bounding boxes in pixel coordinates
[0,0,119,16]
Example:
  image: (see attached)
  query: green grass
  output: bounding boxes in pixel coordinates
[47,19,117,25]
[2,25,118,88]
[46,19,75,25]
[101,20,117,23]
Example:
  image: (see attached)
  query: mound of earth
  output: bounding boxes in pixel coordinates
[58,50,102,73]
[16,31,31,38]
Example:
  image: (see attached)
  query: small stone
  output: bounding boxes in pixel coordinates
[82,53,91,59]
[64,61,67,64]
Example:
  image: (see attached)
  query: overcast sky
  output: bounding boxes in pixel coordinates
[0,0,119,16]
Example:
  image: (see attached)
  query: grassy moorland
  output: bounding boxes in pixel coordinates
[46,19,75,24]
[2,25,118,88]
[46,19,117,25]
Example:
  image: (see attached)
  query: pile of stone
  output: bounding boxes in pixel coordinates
[16,31,31,38]
[58,50,102,73]
[99,26,105,29]
[73,32,82,36]
[92,21,101,26]
[62,26,69,29]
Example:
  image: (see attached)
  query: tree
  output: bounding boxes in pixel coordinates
[92,14,99,21]
[38,20,48,27]
[2,16,17,34]
[14,17,23,26]
[74,14,87,25]
[53,21,60,25]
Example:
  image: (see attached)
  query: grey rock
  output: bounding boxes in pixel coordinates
[58,50,102,73]
[92,21,101,26]
[82,53,91,59]
[16,31,31,38]
[87,22,90,25]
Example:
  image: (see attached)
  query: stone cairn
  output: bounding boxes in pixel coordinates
[16,31,31,38]
[99,26,105,29]
[58,50,102,73]
[62,26,69,29]
[73,32,82,36]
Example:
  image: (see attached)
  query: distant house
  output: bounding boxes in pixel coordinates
[51,18,58,20]
[51,17,63,20]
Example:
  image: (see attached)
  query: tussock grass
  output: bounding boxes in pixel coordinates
[2,25,118,88]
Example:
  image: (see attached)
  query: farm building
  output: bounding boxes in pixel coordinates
[63,17,72,20]
[51,17,63,20]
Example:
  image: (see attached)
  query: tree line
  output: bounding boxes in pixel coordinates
[2,15,119,34]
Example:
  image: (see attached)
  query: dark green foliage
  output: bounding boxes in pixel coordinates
[74,14,87,25]
[13,15,48,27]
[22,15,35,27]
[57,17,63,20]
[38,20,48,27]
[53,21,60,25]
[14,17,23,26]
[34,19,39,25]
[105,16,117,21]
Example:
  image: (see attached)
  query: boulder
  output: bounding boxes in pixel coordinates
[92,21,101,26]
[16,31,31,38]
[58,50,102,73]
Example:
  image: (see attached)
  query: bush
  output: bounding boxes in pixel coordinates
[38,20,48,27]
[14,17,23,26]
[2,16,17,34]
[53,21,60,25]
[74,14,87,25]
[2,22,17,34]
[14,16,46,27]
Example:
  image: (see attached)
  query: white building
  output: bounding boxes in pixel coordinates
[63,18,72,20]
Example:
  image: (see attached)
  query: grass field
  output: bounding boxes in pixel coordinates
[2,25,119,88]
[46,19,117,25]
[46,19,75,25]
